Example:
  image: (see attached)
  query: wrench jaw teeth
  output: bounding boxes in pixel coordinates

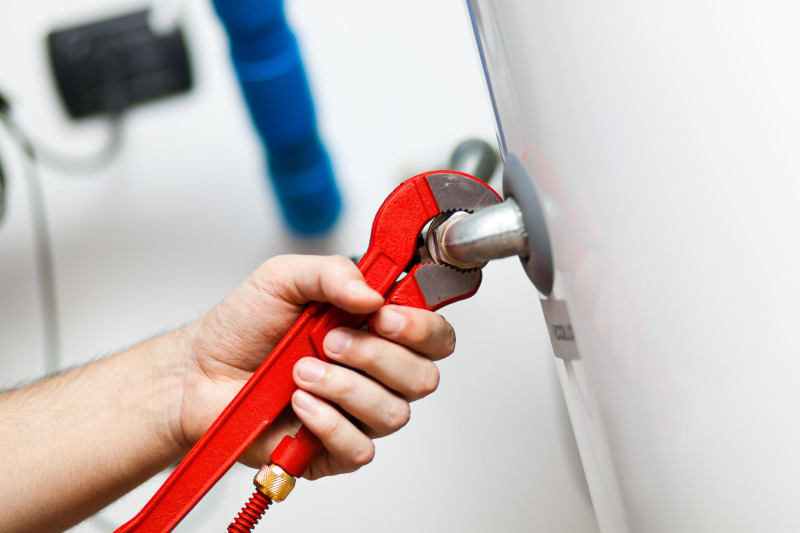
[410,263,482,309]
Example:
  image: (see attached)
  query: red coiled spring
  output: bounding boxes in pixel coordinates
[227,490,272,533]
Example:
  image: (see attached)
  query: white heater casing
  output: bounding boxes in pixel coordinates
[469,2,800,532]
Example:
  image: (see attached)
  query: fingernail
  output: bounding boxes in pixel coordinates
[325,329,352,355]
[293,390,319,412]
[296,358,325,382]
[379,307,405,334]
[347,279,381,300]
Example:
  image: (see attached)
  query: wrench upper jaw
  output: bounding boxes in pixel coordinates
[360,171,501,297]
[425,172,502,214]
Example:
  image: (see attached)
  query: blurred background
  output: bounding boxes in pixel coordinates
[0,0,597,531]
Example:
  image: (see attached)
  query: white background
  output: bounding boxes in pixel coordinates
[0,1,597,531]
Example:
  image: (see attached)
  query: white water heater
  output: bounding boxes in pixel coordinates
[468,2,800,531]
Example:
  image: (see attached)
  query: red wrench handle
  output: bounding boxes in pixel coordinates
[115,246,414,533]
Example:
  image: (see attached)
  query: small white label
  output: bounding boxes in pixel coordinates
[540,298,580,360]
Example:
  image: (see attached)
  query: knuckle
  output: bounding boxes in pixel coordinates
[267,254,293,268]
[352,439,375,467]
[257,254,285,274]
[259,254,300,282]
[316,413,342,441]
[443,325,456,355]
[325,255,361,298]
[365,338,390,369]
[250,257,284,290]
[329,255,358,276]
[331,254,354,268]
[415,363,440,397]
[350,335,379,368]
[330,372,357,400]
[386,400,411,431]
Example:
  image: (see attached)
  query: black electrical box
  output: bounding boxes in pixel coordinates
[48,10,192,119]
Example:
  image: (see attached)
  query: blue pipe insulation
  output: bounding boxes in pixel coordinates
[212,0,340,234]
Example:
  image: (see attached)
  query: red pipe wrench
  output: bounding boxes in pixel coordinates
[116,171,501,532]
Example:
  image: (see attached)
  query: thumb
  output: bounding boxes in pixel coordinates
[252,255,384,314]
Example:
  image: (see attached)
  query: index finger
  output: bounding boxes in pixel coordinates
[371,305,456,361]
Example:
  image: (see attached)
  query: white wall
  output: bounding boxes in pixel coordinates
[0,1,597,531]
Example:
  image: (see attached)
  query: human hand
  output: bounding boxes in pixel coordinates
[174,255,455,479]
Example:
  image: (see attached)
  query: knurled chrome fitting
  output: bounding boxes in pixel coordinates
[254,464,296,502]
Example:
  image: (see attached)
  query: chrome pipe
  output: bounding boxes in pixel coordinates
[431,198,528,270]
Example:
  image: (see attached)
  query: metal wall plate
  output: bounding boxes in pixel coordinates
[502,154,554,295]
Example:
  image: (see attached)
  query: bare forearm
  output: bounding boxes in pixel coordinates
[0,330,187,532]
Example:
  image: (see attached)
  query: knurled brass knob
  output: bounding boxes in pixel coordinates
[254,464,296,502]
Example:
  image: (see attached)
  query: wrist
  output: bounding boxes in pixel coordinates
[142,326,195,458]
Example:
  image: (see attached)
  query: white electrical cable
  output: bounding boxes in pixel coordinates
[33,117,123,175]
[0,99,124,377]
[0,111,123,175]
